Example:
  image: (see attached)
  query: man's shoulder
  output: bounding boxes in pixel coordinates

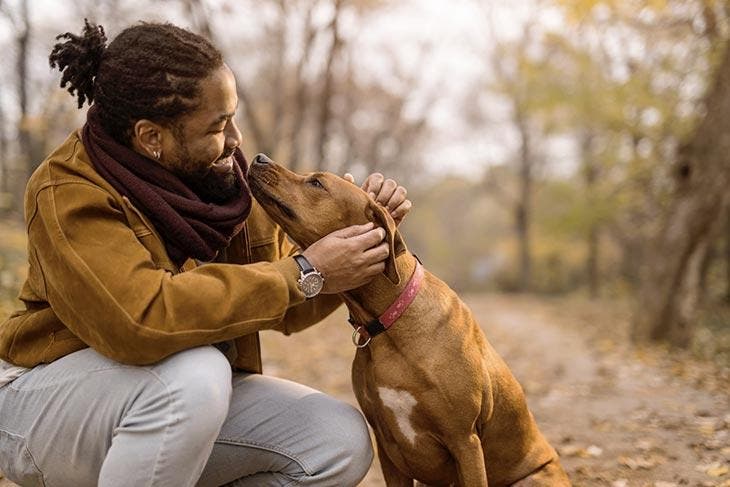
[25,130,123,223]
[28,130,110,195]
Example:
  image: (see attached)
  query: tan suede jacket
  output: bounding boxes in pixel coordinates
[0,131,341,372]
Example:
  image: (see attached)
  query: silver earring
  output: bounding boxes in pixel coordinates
[152,150,161,160]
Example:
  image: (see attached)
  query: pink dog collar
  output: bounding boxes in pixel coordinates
[349,259,424,346]
[380,261,424,326]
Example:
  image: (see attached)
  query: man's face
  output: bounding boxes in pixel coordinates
[162,63,243,203]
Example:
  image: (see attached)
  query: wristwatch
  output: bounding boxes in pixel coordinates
[293,255,324,298]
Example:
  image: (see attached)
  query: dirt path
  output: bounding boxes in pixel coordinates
[467,295,730,487]
[261,294,730,486]
[1,294,728,486]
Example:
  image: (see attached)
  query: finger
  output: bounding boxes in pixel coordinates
[390,199,412,224]
[362,173,384,194]
[352,227,386,249]
[362,262,386,278]
[361,242,390,263]
[376,179,398,206]
[343,173,356,184]
[330,222,375,238]
[385,185,407,211]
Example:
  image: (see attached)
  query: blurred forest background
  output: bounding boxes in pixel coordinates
[1,0,730,485]
[2,0,728,357]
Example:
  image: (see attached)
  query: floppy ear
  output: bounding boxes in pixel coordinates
[365,198,407,284]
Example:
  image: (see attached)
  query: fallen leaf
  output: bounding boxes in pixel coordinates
[697,419,718,436]
[696,461,730,476]
[618,454,665,470]
[698,438,726,450]
[637,439,654,451]
[707,464,729,477]
[586,445,604,457]
[559,445,583,457]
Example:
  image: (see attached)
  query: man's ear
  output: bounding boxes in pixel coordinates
[131,119,164,160]
[365,198,407,284]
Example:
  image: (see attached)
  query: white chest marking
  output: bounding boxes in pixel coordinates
[377,387,418,444]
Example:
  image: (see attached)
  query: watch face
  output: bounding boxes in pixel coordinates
[300,273,324,297]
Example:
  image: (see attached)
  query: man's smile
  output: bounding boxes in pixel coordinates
[210,155,234,175]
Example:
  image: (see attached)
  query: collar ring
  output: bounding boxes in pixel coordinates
[352,326,372,348]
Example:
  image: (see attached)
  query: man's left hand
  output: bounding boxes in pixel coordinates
[344,172,412,226]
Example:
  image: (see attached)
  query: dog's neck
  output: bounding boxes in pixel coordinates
[341,251,418,324]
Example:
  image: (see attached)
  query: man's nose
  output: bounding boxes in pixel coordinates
[252,154,272,165]
[225,118,243,148]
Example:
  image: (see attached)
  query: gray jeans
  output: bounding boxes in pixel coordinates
[0,346,373,487]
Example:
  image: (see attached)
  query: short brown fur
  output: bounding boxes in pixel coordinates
[248,157,571,487]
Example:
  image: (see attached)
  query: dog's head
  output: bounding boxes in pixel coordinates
[247,153,406,284]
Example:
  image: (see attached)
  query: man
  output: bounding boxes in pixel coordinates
[0,20,411,486]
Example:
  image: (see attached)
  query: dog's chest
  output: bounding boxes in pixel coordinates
[373,386,419,443]
[353,352,457,476]
[353,354,423,445]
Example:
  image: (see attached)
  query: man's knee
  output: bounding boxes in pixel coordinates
[315,400,374,486]
[143,346,233,438]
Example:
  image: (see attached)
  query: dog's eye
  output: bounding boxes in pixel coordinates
[308,178,324,189]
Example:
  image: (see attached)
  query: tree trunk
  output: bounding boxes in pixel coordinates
[0,89,9,216]
[633,43,730,346]
[726,210,730,304]
[266,0,288,158]
[288,3,317,172]
[16,0,32,184]
[515,109,532,292]
[314,0,343,171]
[582,132,600,298]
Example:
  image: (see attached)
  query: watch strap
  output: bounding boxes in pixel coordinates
[293,254,314,274]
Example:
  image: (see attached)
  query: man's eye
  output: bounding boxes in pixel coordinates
[308,178,324,189]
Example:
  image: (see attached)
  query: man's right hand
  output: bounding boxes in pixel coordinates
[301,222,389,294]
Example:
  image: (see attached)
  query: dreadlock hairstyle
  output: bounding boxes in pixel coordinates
[49,20,223,146]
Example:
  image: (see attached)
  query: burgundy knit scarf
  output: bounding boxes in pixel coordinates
[82,105,252,265]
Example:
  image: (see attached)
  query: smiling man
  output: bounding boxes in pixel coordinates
[0,21,410,487]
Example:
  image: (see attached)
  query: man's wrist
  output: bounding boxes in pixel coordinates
[293,255,324,298]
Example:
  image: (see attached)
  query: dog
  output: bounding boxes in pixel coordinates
[247,154,571,486]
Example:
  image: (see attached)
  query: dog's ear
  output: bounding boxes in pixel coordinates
[365,199,407,284]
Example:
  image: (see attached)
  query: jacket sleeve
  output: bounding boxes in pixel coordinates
[29,181,307,365]
[271,227,343,335]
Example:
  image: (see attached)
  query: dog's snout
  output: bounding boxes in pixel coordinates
[253,153,272,165]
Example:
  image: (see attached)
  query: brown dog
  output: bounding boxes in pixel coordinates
[247,154,571,487]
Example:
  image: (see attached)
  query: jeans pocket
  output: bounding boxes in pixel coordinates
[0,429,45,487]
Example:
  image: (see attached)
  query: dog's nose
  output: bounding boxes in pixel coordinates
[253,153,272,165]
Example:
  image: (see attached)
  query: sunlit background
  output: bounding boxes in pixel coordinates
[0,1,729,485]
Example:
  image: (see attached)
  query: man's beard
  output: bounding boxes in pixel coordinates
[173,146,241,205]
[182,168,241,205]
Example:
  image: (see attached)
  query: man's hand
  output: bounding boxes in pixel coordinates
[344,173,412,225]
[301,222,389,294]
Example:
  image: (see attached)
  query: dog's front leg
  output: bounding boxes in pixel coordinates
[450,433,488,487]
[375,437,414,487]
